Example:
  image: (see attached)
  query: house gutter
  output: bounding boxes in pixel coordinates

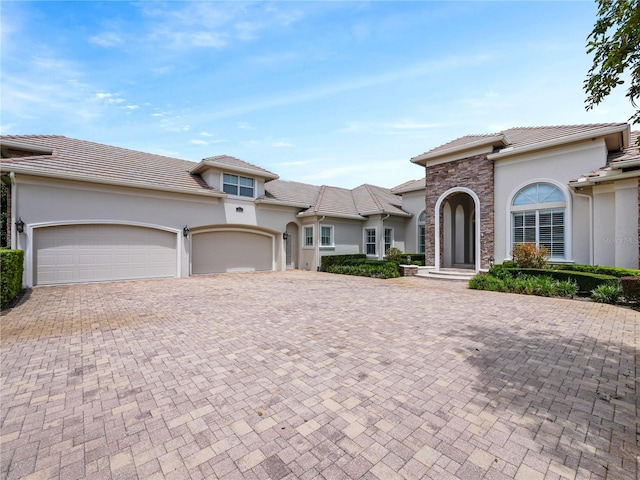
[297,211,366,220]
[0,166,226,198]
[255,198,312,209]
[568,169,640,187]
[9,172,17,249]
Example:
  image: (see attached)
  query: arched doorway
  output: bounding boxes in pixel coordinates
[285,222,299,269]
[435,188,480,271]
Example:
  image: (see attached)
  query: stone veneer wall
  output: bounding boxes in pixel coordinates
[638,177,639,268]
[424,154,494,269]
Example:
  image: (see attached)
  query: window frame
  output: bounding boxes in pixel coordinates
[222,173,255,198]
[509,182,568,261]
[303,225,314,248]
[384,227,393,254]
[364,228,377,256]
[418,211,426,254]
[320,225,334,248]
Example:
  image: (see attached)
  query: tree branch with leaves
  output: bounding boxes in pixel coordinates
[584,0,640,125]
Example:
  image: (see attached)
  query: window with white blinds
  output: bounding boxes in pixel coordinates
[511,183,566,260]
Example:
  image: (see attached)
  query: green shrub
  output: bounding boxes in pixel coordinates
[552,264,640,278]
[1,249,24,308]
[384,247,404,262]
[591,284,622,304]
[326,261,399,279]
[512,243,548,269]
[620,276,640,302]
[505,268,618,293]
[470,272,579,299]
[320,254,366,272]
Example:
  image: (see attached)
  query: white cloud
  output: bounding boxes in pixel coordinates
[90,32,124,47]
[190,139,209,145]
[237,121,255,130]
[271,141,293,148]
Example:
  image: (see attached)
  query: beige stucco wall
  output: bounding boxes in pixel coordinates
[493,139,608,264]
[400,190,426,253]
[13,175,296,283]
[592,178,639,269]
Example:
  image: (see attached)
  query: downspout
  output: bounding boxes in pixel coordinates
[9,172,17,249]
[573,190,594,265]
[316,216,325,271]
[380,214,389,259]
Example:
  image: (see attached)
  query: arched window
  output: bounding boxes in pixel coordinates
[418,210,426,254]
[511,183,566,259]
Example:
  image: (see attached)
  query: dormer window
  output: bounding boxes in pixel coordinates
[223,173,254,198]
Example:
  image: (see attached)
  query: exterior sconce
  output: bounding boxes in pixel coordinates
[489,256,495,267]
[236,207,244,213]
[183,225,189,237]
[283,232,289,240]
[15,218,25,234]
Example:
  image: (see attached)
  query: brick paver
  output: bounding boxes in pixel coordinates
[1,271,638,479]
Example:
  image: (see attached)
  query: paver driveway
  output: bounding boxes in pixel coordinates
[1,271,638,480]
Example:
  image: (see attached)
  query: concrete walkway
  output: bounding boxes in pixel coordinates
[1,271,638,479]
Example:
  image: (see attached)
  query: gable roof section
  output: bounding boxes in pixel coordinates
[390,178,425,194]
[0,135,223,197]
[259,179,321,208]
[190,155,279,180]
[412,123,629,165]
[570,130,640,185]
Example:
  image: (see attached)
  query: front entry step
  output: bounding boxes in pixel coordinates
[416,267,476,281]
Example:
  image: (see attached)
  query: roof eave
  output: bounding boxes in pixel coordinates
[255,198,313,208]
[297,211,366,220]
[1,165,226,198]
[411,134,506,165]
[488,124,630,160]
[190,159,279,180]
[569,168,640,187]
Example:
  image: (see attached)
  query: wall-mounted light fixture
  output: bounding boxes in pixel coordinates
[489,256,495,267]
[283,232,289,240]
[236,207,244,213]
[183,225,189,237]
[15,218,25,234]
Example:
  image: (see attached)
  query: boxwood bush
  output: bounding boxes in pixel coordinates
[326,261,399,279]
[320,254,366,272]
[1,249,24,308]
[489,265,618,294]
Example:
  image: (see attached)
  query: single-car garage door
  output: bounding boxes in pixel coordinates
[35,224,177,285]
[192,230,273,274]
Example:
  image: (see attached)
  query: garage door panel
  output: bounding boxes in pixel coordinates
[192,230,273,274]
[35,225,177,285]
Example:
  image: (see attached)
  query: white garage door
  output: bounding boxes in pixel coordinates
[192,230,273,274]
[35,224,177,285]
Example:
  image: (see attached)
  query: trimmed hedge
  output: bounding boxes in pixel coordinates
[551,264,640,278]
[1,249,24,308]
[326,261,400,279]
[621,277,640,301]
[501,267,618,293]
[320,254,366,272]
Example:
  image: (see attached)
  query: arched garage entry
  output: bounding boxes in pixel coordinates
[191,227,275,274]
[34,223,178,285]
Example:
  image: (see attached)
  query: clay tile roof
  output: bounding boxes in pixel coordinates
[352,184,408,216]
[312,185,360,217]
[197,154,278,179]
[571,130,640,183]
[608,130,640,164]
[413,123,629,163]
[262,179,321,206]
[390,178,425,194]
[0,135,219,195]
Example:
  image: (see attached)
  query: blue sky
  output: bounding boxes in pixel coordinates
[1,1,637,189]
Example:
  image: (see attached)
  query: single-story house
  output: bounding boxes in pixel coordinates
[408,123,639,271]
[0,135,413,287]
[2,122,638,287]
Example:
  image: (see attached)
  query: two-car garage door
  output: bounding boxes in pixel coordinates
[192,230,273,274]
[35,224,177,285]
